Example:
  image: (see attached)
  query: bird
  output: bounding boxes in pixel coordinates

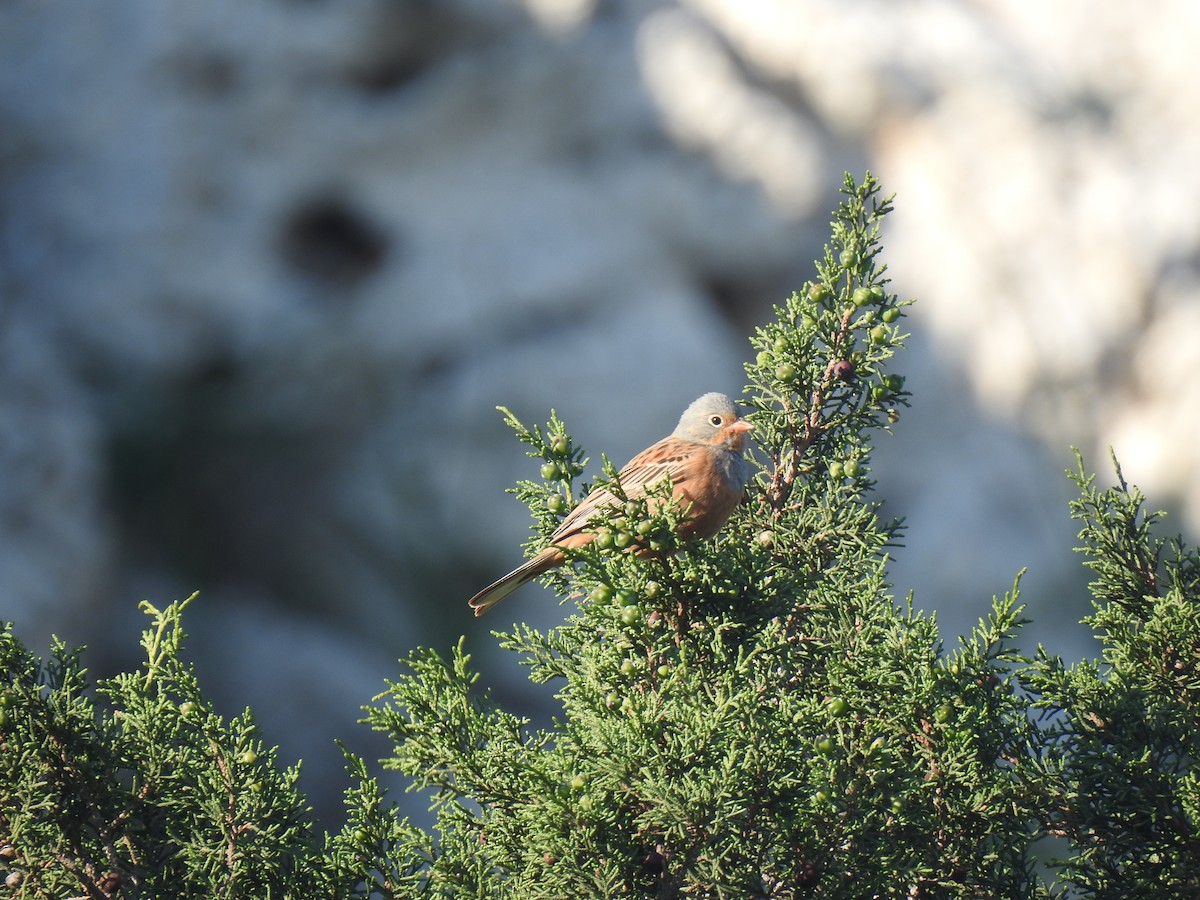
[468,392,753,616]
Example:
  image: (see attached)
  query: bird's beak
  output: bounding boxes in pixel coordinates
[729,420,754,433]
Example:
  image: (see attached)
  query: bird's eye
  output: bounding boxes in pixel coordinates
[709,414,723,427]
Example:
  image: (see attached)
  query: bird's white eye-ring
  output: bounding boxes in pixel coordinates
[710,414,723,427]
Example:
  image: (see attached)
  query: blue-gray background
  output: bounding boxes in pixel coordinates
[3,1,1198,825]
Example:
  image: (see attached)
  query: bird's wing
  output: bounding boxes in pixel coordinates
[549,436,695,543]
[615,436,694,495]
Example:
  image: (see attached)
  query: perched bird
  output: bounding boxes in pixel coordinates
[469,392,753,616]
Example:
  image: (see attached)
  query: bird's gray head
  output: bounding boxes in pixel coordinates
[673,392,753,451]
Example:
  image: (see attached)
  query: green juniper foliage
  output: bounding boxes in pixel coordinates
[364,174,1043,898]
[1025,452,1200,897]
[4,174,1200,898]
[0,594,316,899]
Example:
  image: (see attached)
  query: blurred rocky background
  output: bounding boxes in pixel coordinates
[2,0,1198,825]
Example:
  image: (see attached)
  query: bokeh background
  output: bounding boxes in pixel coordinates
[3,0,1199,825]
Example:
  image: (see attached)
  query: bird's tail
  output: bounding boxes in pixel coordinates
[468,547,563,616]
